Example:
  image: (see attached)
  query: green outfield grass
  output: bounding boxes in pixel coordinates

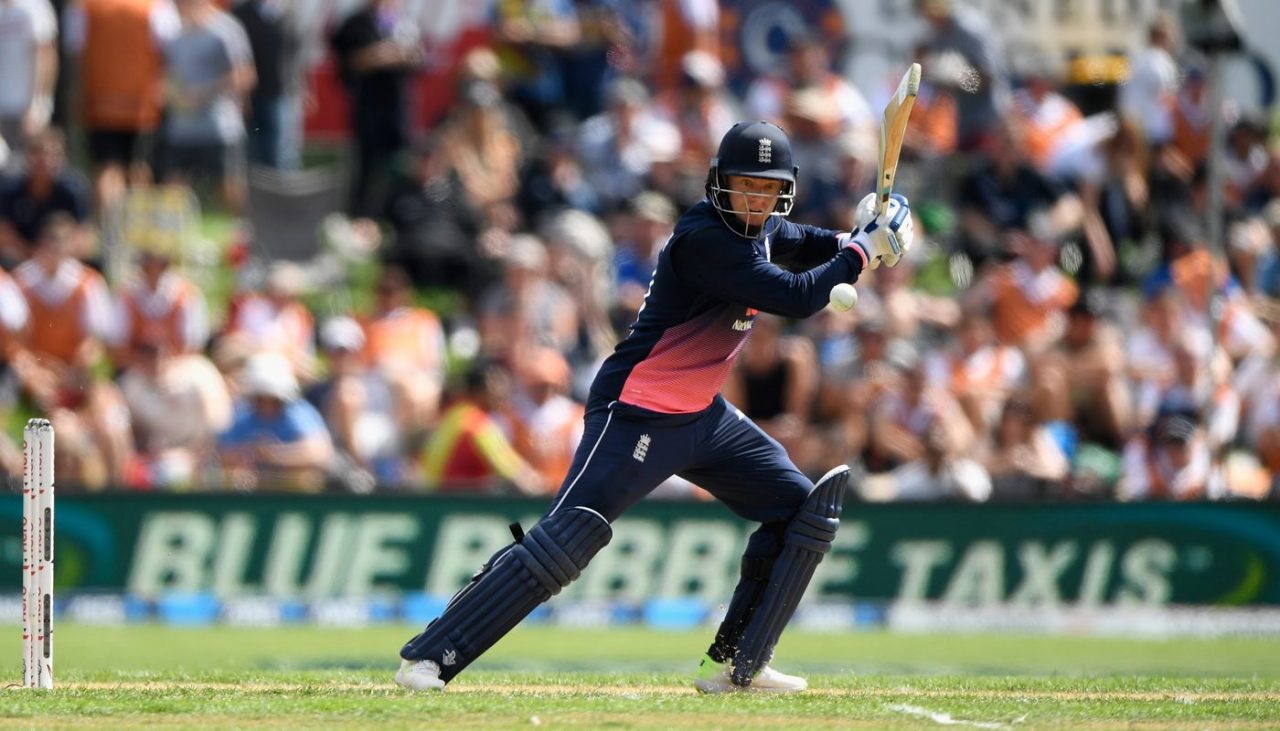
[3,625,1280,729]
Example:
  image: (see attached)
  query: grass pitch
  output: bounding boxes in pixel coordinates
[3,624,1280,729]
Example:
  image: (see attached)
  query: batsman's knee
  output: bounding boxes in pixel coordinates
[516,506,613,592]
[789,465,848,552]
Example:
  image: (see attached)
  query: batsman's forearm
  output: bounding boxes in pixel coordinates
[751,248,866,318]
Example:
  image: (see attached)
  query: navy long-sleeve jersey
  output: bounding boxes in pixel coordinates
[589,200,867,414]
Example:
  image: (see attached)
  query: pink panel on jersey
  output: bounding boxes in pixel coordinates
[619,305,755,413]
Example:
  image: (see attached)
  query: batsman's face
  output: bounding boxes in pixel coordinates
[723,175,783,228]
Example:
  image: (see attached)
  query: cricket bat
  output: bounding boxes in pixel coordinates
[876,62,922,216]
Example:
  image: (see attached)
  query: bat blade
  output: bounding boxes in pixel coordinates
[877,62,921,215]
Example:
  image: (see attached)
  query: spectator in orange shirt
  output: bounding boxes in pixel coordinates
[507,345,583,490]
[925,310,1026,435]
[11,214,133,487]
[903,50,958,160]
[968,219,1079,351]
[362,264,446,435]
[65,0,178,211]
[112,249,208,369]
[1010,57,1083,174]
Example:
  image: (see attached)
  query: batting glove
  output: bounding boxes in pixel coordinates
[847,192,913,269]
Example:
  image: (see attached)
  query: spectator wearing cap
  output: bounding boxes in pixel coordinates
[361,265,446,435]
[955,119,1082,269]
[478,234,579,361]
[11,214,132,488]
[306,316,403,487]
[226,260,316,372]
[219,351,333,491]
[507,345,583,490]
[1134,332,1239,452]
[613,191,676,319]
[1224,114,1269,212]
[0,128,91,268]
[118,336,231,488]
[421,359,546,495]
[438,80,524,227]
[966,218,1078,351]
[1118,408,1220,501]
[112,248,208,370]
[577,76,681,212]
[0,0,56,162]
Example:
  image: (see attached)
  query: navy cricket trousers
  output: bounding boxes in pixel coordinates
[545,395,814,556]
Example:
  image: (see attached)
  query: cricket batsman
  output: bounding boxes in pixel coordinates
[397,120,913,692]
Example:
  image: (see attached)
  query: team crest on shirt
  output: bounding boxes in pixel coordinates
[758,137,772,163]
[633,434,652,462]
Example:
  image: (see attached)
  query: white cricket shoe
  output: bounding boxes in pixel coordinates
[693,655,808,694]
[395,658,446,691]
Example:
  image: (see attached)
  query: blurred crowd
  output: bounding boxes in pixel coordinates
[1,0,1279,502]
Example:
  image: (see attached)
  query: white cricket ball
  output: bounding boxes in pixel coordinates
[829,283,858,312]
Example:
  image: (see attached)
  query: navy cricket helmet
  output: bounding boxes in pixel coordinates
[706,121,799,238]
